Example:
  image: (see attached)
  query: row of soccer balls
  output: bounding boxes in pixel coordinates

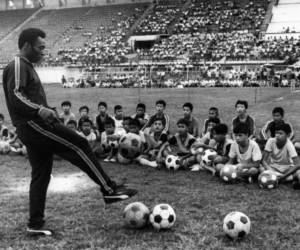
[124,202,251,240]
[165,151,279,190]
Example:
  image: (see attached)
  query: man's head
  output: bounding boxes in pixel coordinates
[233,123,250,146]
[176,118,189,136]
[183,102,193,118]
[104,117,115,135]
[211,123,228,143]
[129,118,140,134]
[18,28,46,63]
[136,103,146,118]
[79,106,89,117]
[114,105,123,119]
[207,117,221,132]
[153,117,164,133]
[155,100,166,114]
[208,107,219,119]
[272,107,284,123]
[275,123,291,144]
[98,102,107,115]
[66,120,77,131]
[61,101,71,113]
[235,100,248,116]
[81,118,93,135]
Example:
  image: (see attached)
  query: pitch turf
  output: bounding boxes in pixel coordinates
[0,86,300,250]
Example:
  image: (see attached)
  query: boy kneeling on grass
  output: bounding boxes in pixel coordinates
[157,118,196,169]
[224,123,262,183]
[261,123,300,189]
[137,118,168,168]
[201,124,234,175]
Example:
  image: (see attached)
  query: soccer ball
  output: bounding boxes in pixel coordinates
[165,155,181,170]
[258,171,278,189]
[0,141,10,154]
[119,133,142,159]
[202,149,217,165]
[149,204,176,230]
[223,211,251,240]
[220,164,238,183]
[123,202,150,229]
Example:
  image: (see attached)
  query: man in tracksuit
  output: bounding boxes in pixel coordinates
[2,28,137,236]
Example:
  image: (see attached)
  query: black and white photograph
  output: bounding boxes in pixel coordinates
[0,0,300,249]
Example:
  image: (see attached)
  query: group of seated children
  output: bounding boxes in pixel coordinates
[0,114,27,155]
[56,98,300,189]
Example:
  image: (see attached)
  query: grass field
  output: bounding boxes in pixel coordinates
[1,86,300,250]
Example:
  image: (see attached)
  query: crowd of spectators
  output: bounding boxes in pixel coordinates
[174,0,267,33]
[133,4,182,35]
[137,32,300,62]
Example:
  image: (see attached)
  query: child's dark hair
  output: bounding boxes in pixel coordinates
[209,107,219,115]
[61,100,71,107]
[0,113,4,120]
[79,105,89,113]
[272,107,284,117]
[156,99,166,107]
[177,118,190,127]
[81,117,93,126]
[114,105,122,113]
[153,117,164,124]
[129,118,140,128]
[67,119,77,127]
[207,117,221,125]
[233,123,250,136]
[211,123,228,135]
[98,101,107,109]
[123,116,132,122]
[104,117,115,127]
[183,102,193,111]
[136,103,146,111]
[275,123,291,135]
[235,100,248,109]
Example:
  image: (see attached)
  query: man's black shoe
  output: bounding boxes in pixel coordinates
[104,185,137,204]
[27,226,54,236]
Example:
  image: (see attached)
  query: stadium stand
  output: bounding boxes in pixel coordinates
[0,8,36,41]
[174,0,267,33]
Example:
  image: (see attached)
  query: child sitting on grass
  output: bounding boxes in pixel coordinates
[66,120,79,133]
[262,123,300,189]
[203,124,234,175]
[259,107,294,146]
[157,118,196,169]
[77,105,91,131]
[78,117,97,142]
[232,100,256,139]
[137,118,168,168]
[142,100,170,136]
[226,123,262,183]
[192,117,221,150]
[202,107,220,136]
[101,117,126,162]
[131,103,149,129]
[59,101,76,125]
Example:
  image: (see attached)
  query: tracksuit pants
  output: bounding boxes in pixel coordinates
[17,120,116,228]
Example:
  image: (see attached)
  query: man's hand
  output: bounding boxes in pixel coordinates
[38,107,59,124]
